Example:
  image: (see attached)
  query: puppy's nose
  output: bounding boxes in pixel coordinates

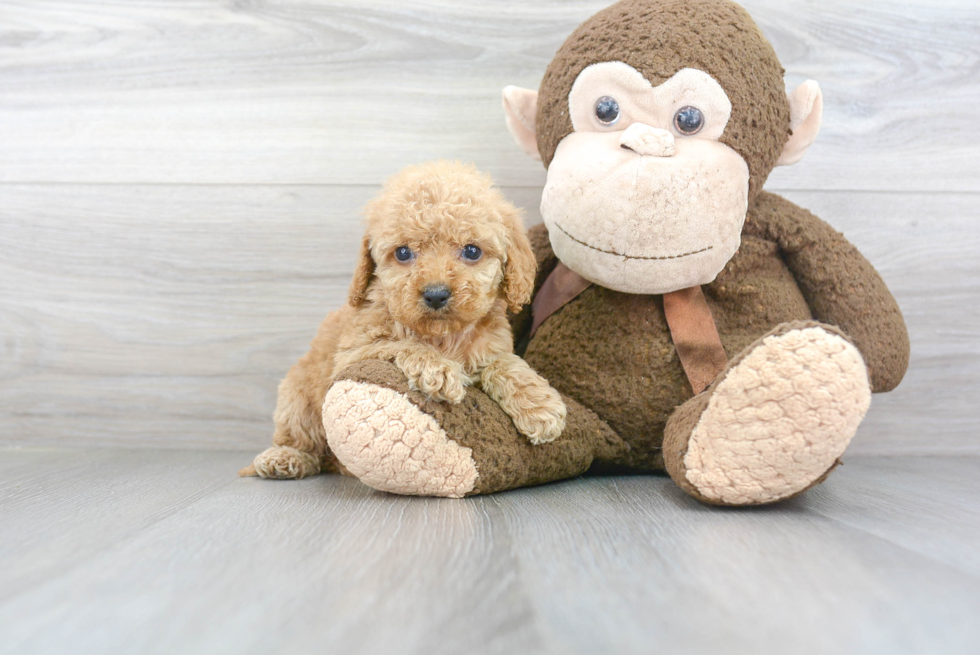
[422,285,452,310]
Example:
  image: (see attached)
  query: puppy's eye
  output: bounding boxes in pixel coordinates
[594,96,620,125]
[461,244,482,262]
[394,246,415,263]
[674,106,704,135]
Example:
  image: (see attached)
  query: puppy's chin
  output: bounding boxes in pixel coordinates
[405,312,471,338]
[384,290,496,338]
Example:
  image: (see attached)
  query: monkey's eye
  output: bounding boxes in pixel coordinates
[461,244,483,262]
[674,106,704,135]
[394,246,415,262]
[594,96,620,125]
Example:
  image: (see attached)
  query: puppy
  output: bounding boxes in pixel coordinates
[241,161,567,480]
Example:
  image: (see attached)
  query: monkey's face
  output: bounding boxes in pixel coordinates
[540,63,749,294]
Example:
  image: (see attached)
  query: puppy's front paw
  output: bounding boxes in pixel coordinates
[251,446,320,479]
[396,350,467,403]
[510,384,567,445]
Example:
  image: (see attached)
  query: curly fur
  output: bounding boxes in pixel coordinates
[240,161,566,479]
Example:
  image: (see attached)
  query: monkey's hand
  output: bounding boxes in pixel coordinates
[395,348,468,404]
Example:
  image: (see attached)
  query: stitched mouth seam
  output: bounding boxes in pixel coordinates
[554,223,713,261]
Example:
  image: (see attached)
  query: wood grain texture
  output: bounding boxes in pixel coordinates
[0,448,978,655]
[0,182,536,449]
[2,3,976,651]
[1,185,976,453]
[0,448,237,602]
[0,0,977,190]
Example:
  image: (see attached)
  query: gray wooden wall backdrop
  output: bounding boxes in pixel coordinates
[1,0,977,455]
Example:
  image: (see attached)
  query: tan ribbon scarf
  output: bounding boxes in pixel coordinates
[530,263,594,337]
[530,263,728,394]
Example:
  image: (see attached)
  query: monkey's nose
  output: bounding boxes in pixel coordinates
[620,123,675,157]
[422,285,452,310]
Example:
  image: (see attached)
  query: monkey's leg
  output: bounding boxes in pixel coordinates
[321,360,628,498]
[663,321,871,506]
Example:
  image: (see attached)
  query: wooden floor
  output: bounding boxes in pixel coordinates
[1,447,978,655]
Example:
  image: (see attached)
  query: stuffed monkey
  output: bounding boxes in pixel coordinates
[320,0,909,505]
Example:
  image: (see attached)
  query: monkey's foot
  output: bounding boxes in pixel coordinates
[323,360,627,498]
[246,446,321,479]
[323,364,479,498]
[664,322,871,506]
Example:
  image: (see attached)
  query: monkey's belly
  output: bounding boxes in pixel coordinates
[523,236,812,470]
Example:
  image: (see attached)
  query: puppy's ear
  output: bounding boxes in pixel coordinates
[501,207,536,313]
[348,235,375,307]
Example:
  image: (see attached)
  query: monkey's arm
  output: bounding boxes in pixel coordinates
[510,222,560,349]
[333,310,469,402]
[744,192,909,392]
[335,338,468,404]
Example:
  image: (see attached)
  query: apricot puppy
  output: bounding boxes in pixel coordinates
[241,161,566,480]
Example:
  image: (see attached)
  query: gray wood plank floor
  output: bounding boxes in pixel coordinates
[1,447,978,655]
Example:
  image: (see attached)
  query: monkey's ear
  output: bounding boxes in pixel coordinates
[777,80,823,167]
[347,235,375,307]
[502,86,542,161]
[501,207,537,313]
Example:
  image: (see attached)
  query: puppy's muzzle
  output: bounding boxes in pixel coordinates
[422,285,452,310]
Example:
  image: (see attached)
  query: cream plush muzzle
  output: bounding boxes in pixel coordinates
[540,130,749,294]
[534,61,750,294]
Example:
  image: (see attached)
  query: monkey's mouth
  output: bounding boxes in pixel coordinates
[554,222,713,261]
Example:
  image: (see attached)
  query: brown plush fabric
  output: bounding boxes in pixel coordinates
[334,189,908,492]
[662,320,850,505]
[535,0,790,200]
[521,191,908,471]
[743,192,911,392]
[661,378,714,501]
[333,359,629,496]
[327,0,909,503]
